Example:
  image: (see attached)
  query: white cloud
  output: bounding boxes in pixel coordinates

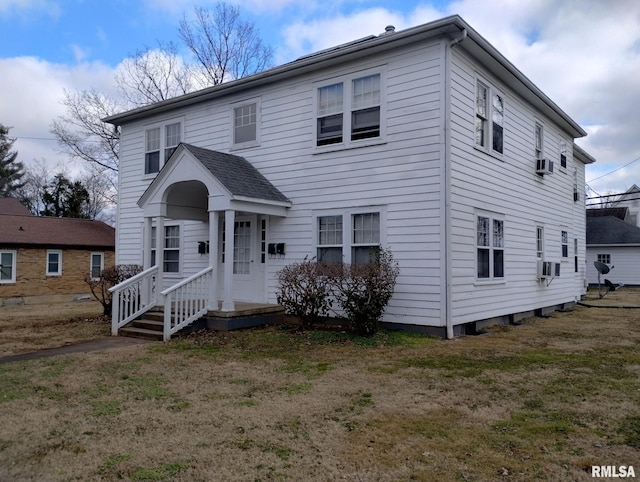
[0,0,60,18]
[0,56,117,173]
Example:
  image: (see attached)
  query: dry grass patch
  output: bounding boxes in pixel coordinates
[0,300,107,356]
[1,293,640,480]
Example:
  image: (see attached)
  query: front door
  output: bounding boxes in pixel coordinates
[232,215,257,301]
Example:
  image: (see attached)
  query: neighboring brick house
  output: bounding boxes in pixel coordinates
[0,199,115,304]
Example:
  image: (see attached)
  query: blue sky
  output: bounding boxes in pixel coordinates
[1,0,639,198]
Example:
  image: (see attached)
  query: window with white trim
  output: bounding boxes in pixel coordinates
[536,226,544,259]
[151,225,180,273]
[144,120,182,174]
[46,250,62,276]
[534,122,544,160]
[317,215,343,263]
[561,231,568,258]
[0,250,16,283]
[477,215,504,279]
[233,101,258,147]
[475,80,504,155]
[352,212,380,264]
[597,254,611,265]
[574,238,578,273]
[90,252,104,280]
[316,72,383,148]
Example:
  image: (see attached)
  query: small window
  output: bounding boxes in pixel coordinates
[352,212,380,263]
[560,141,568,169]
[90,253,104,279]
[477,215,504,279]
[491,93,504,153]
[0,250,16,283]
[475,80,504,155]
[46,250,62,276]
[536,226,544,259]
[561,231,568,258]
[317,215,343,263]
[597,254,611,265]
[317,83,344,146]
[535,123,544,159]
[234,103,257,146]
[145,127,160,174]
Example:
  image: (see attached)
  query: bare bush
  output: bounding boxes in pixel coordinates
[85,264,142,316]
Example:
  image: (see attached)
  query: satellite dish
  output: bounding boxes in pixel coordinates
[594,261,610,275]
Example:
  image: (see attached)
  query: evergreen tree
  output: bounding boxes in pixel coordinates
[41,173,91,218]
[0,124,26,197]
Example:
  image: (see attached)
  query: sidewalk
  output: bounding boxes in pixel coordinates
[0,337,153,364]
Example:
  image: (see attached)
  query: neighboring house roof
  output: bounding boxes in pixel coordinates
[0,214,115,249]
[181,143,290,203]
[103,15,586,139]
[612,184,640,205]
[586,216,640,245]
[587,207,629,220]
[0,197,32,215]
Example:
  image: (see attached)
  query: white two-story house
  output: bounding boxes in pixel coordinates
[105,15,593,339]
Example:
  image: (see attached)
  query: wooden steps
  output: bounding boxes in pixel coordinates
[118,310,164,341]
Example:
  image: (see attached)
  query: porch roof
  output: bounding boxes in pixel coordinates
[181,144,290,204]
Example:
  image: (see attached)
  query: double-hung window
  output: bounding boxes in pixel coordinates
[317,215,343,263]
[534,122,544,160]
[151,225,180,273]
[0,250,16,283]
[536,226,544,259]
[90,253,104,279]
[561,231,569,258]
[316,210,383,264]
[46,250,62,276]
[233,102,259,148]
[477,215,504,280]
[144,120,182,174]
[316,72,383,148]
[475,80,504,155]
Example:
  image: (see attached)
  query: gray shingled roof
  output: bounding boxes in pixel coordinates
[586,207,628,220]
[587,216,640,245]
[181,144,290,204]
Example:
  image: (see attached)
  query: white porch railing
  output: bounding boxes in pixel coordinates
[161,267,214,341]
[110,266,159,336]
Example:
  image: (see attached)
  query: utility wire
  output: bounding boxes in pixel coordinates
[587,156,640,183]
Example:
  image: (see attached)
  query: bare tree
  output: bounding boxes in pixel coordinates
[79,165,117,221]
[115,42,194,107]
[179,3,273,86]
[50,89,122,183]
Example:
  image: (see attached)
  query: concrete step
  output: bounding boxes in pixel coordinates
[129,318,163,331]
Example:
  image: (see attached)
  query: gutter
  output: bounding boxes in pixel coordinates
[444,27,468,340]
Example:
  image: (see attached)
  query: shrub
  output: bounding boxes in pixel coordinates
[330,248,399,336]
[276,259,333,328]
[85,264,142,316]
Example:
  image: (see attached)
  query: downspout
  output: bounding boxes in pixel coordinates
[444,28,467,339]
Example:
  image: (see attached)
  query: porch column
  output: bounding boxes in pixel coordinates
[156,215,165,296]
[143,217,153,270]
[222,209,235,311]
[208,210,219,310]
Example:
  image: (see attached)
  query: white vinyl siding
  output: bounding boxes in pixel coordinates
[46,250,62,276]
[0,250,16,283]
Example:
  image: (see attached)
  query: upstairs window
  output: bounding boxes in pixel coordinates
[475,80,504,155]
[317,83,344,146]
[351,74,380,141]
[144,120,182,174]
[534,122,544,160]
[477,215,504,279]
[561,231,568,258]
[233,102,258,147]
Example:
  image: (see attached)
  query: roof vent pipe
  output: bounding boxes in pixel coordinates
[380,25,395,36]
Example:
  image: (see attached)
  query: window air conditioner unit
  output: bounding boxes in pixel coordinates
[537,260,552,279]
[536,158,554,175]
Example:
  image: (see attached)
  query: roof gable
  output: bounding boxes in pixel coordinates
[0,197,32,215]
[0,214,115,248]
